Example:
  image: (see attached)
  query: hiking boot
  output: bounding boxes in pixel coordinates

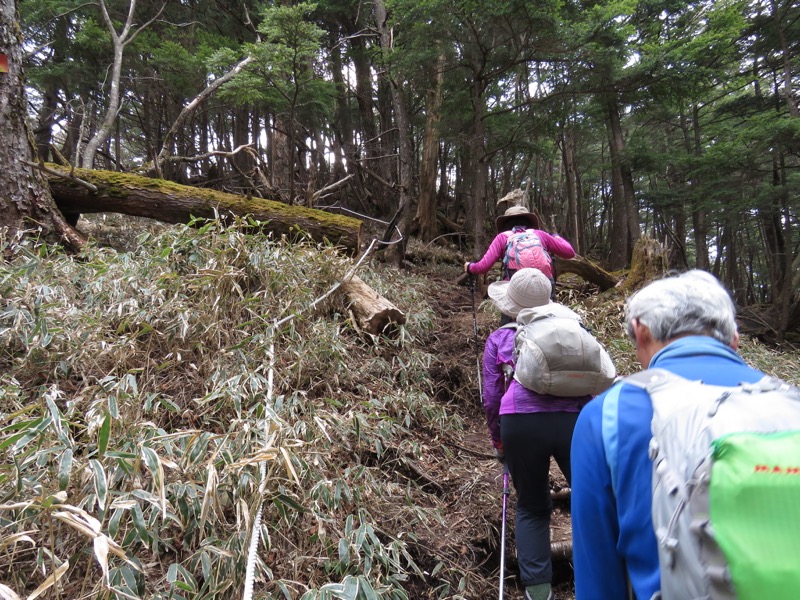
[523,587,554,600]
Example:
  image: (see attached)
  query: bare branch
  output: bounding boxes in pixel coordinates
[24,161,98,193]
[311,174,355,204]
[160,144,255,164]
[156,55,255,172]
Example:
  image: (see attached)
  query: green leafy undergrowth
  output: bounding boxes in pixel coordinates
[0,221,454,600]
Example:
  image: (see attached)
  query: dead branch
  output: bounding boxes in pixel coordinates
[160,143,255,164]
[156,54,255,174]
[25,160,98,193]
[311,174,355,204]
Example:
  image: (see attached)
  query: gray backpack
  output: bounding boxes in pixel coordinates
[508,304,616,397]
[618,369,800,600]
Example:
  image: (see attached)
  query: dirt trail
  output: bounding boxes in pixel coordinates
[420,268,576,599]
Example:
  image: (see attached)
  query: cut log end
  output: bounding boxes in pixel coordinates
[340,275,407,336]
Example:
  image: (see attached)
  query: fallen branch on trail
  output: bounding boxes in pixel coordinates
[453,255,619,292]
[43,165,363,255]
[551,541,572,562]
[554,255,618,291]
[340,275,406,335]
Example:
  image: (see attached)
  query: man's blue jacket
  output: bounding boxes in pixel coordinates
[570,336,764,600]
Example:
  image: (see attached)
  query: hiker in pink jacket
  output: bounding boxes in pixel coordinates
[464,206,575,282]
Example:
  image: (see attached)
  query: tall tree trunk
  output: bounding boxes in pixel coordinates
[33,15,68,162]
[0,1,82,250]
[351,35,383,178]
[83,0,163,168]
[769,0,799,118]
[416,51,445,242]
[375,0,413,265]
[606,97,639,269]
[232,107,253,175]
[272,114,292,202]
[561,125,581,254]
[465,75,488,260]
[688,104,709,270]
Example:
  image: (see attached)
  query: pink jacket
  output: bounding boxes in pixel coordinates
[467,228,575,279]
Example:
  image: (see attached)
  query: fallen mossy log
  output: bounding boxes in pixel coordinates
[44,165,363,255]
[554,255,618,292]
[340,275,407,336]
[454,254,618,293]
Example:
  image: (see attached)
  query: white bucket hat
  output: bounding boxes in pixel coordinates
[488,268,551,318]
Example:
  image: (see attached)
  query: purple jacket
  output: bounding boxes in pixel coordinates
[468,229,575,280]
[482,327,587,448]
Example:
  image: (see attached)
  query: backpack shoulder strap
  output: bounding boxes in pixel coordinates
[601,382,625,491]
[624,368,688,391]
[499,323,519,379]
[601,369,689,490]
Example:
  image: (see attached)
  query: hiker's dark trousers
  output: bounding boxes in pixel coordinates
[501,411,579,587]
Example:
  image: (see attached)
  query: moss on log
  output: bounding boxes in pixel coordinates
[45,165,363,255]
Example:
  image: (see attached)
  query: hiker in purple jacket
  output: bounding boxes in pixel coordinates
[482,268,590,600]
[464,206,575,282]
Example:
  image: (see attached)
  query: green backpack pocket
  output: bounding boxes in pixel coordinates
[710,431,800,600]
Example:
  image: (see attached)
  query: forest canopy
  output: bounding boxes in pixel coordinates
[3,0,800,334]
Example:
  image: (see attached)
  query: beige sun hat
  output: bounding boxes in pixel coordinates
[487,268,552,318]
[495,205,540,232]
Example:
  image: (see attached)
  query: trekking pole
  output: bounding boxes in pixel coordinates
[499,466,510,600]
[470,274,483,404]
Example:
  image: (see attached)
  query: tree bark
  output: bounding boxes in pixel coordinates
[467,76,488,259]
[44,166,363,254]
[689,104,709,270]
[620,237,669,293]
[0,3,83,251]
[606,97,640,269]
[340,275,406,336]
[561,125,582,254]
[82,0,164,169]
[416,50,446,243]
[553,256,619,292]
[375,0,414,266]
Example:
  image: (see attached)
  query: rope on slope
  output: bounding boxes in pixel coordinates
[242,235,389,600]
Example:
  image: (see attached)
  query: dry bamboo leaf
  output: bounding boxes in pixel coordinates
[0,532,36,550]
[313,416,332,443]
[236,498,250,531]
[0,502,35,512]
[199,463,218,531]
[159,456,179,470]
[226,449,279,469]
[26,559,69,600]
[0,584,21,600]
[93,536,110,584]
[280,447,301,486]
[52,504,102,533]
[52,511,98,539]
